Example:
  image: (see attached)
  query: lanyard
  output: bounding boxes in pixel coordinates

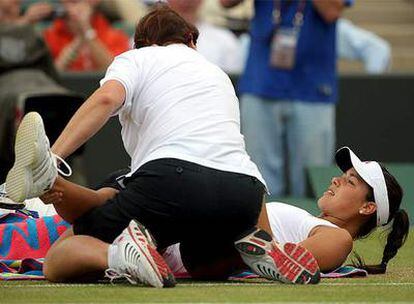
[272,0,307,28]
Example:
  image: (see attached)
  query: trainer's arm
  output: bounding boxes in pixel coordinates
[312,0,346,23]
[300,226,353,272]
[51,80,125,159]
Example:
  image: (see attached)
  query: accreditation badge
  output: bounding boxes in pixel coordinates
[270,27,298,70]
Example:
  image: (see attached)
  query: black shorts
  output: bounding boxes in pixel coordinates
[73,158,265,276]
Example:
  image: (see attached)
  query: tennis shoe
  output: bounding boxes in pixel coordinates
[105,220,176,288]
[5,112,71,204]
[235,228,320,284]
[0,183,25,210]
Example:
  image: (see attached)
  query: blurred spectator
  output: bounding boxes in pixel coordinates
[222,0,351,197]
[0,0,53,25]
[0,7,84,183]
[338,18,391,74]
[169,0,243,74]
[43,0,129,72]
[106,0,149,28]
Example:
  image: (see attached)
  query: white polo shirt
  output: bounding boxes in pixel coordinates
[100,44,265,186]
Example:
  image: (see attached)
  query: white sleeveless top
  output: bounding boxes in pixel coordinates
[266,202,339,244]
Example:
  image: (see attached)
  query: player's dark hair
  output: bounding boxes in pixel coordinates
[351,165,409,274]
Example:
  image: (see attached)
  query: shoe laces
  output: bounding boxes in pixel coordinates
[104,268,138,285]
[105,265,153,286]
[53,154,72,177]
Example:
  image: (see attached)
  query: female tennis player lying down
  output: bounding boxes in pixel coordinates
[42,146,410,277]
[158,146,410,277]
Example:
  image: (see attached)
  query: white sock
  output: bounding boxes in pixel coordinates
[107,244,120,270]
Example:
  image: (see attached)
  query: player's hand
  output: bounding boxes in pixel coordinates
[40,189,63,205]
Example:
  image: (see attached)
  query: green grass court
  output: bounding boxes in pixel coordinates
[1,229,413,304]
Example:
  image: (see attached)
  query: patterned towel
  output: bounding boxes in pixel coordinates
[321,266,368,278]
[0,258,44,280]
[0,213,69,280]
[0,214,70,260]
[228,266,367,281]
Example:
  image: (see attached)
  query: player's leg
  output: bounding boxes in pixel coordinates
[5,112,119,223]
[235,202,321,284]
[41,176,118,223]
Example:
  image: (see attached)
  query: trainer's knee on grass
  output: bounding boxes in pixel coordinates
[44,235,109,282]
[44,243,68,282]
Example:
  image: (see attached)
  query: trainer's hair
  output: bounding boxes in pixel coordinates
[133,4,199,49]
[351,165,410,274]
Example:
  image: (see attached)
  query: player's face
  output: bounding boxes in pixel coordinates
[317,168,372,221]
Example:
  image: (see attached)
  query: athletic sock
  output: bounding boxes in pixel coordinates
[107,244,120,270]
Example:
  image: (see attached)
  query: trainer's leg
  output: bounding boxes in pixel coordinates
[40,176,118,223]
[257,200,272,235]
[180,241,245,280]
[45,220,176,287]
[44,234,109,282]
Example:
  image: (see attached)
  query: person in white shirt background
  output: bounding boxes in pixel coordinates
[337,18,391,74]
[167,0,243,74]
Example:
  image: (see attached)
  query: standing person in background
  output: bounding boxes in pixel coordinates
[168,0,243,74]
[221,0,352,197]
[43,0,129,72]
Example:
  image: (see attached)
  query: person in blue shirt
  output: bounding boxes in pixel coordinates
[222,0,352,197]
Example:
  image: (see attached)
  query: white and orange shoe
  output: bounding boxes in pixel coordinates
[235,228,320,284]
[105,220,176,288]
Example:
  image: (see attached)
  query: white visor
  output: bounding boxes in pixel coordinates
[335,147,389,226]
